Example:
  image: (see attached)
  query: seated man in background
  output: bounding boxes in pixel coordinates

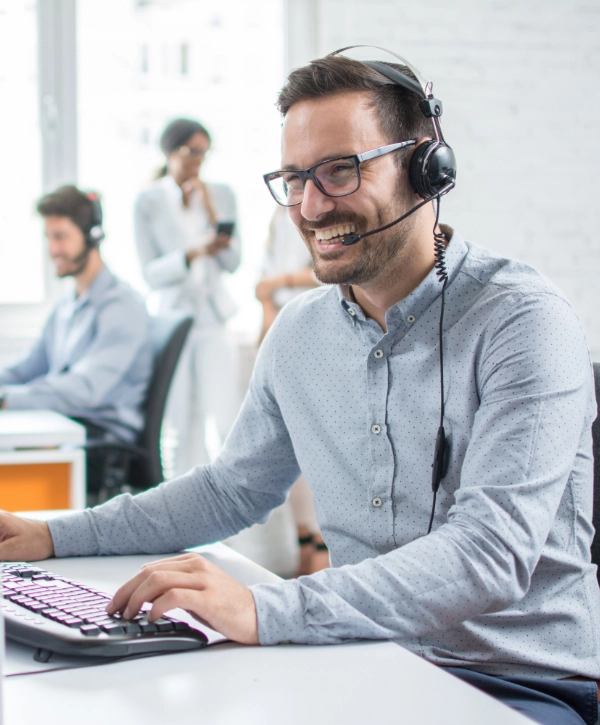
[0,185,152,495]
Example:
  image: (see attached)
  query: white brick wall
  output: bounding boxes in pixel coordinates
[288,0,600,357]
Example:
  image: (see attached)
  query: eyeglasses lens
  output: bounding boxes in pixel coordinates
[268,158,359,206]
[179,146,207,159]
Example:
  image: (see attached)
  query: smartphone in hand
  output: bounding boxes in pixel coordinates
[216,221,235,237]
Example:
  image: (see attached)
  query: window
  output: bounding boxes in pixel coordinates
[180,42,189,75]
[0,1,44,304]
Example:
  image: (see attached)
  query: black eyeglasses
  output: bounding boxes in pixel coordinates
[263,141,416,207]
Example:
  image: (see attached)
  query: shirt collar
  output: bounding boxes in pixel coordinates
[337,226,469,330]
[69,265,115,310]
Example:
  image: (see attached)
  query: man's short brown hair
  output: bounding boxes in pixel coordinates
[277,55,435,167]
[36,185,95,234]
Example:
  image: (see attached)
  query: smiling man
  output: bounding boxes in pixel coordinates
[0,185,152,493]
[0,57,598,724]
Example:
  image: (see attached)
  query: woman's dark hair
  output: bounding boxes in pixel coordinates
[36,185,95,233]
[277,55,435,167]
[159,118,211,156]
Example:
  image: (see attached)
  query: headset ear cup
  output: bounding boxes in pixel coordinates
[409,140,437,199]
[409,141,457,199]
[86,226,105,248]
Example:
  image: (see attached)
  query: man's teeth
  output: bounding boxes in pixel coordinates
[315,224,356,242]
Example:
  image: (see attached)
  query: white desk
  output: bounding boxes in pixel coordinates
[3,545,532,725]
[0,410,85,510]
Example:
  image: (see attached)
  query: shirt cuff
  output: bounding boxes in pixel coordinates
[250,579,307,645]
[3,385,36,409]
[163,250,189,279]
[47,511,100,558]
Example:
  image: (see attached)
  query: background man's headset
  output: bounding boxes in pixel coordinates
[85,192,105,248]
[331,46,457,534]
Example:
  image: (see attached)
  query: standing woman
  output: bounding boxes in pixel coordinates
[134,118,241,475]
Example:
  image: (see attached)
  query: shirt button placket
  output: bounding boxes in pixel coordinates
[367,340,392,548]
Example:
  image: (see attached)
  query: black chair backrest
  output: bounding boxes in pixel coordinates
[129,313,193,490]
[591,363,600,577]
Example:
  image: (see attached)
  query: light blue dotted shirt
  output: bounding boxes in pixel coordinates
[49,228,600,678]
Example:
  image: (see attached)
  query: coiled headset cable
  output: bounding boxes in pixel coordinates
[427,194,451,534]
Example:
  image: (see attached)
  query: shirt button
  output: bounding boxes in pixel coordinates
[407,314,416,323]
[371,424,381,435]
[374,349,384,359]
[347,307,356,316]
[372,497,382,507]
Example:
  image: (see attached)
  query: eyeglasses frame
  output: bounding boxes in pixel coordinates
[178,145,209,159]
[263,140,417,207]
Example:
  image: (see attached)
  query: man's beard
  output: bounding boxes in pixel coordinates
[298,197,418,287]
[54,247,91,278]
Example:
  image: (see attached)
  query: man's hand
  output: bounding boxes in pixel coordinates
[106,553,259,645]
[0,511,55,561]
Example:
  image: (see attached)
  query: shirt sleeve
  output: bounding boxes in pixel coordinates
[0,330,50,386]
[4,295,149,415]
[249,292,597,645]
[134,193,188,289]
[47,327,301,556]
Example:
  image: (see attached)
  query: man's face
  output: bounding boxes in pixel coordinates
[45,216,89,277]
[283,91,418,286]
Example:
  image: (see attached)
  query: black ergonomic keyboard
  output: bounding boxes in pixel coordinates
[1,562,208,657]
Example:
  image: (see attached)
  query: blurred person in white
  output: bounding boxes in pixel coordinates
[0,185,152,496]
[256,206,326,575]
[134,119,241,474]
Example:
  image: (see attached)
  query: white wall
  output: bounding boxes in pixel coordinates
[288,0,600,357]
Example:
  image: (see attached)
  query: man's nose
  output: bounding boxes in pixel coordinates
[300,179,336,222]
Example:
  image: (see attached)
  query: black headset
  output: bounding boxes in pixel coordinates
[332,47,457,201]
[84,192,105,248]
[332,46,456,533]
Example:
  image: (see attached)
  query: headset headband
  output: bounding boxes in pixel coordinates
[328,45,446,145]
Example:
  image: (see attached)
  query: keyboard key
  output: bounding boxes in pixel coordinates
[154,619,175,633]
[80,625,101,636]
[63,618,84,628]
[172,621,190,632]
[86,615,114,624]
[123,622,142,634]
[15,568,42,578]
[100,623,125,635]
[51,613,72,623]
[139,621,158,633]
[28,603,47,613]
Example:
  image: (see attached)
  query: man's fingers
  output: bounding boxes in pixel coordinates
[107,554,209,614]
[147,588,202,623]
[114,570,207,619]
[106,570,150,615]
[140,553,207,572]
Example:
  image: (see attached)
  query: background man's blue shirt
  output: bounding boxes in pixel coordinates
[49,230,600,678]
[0,266,152,441]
